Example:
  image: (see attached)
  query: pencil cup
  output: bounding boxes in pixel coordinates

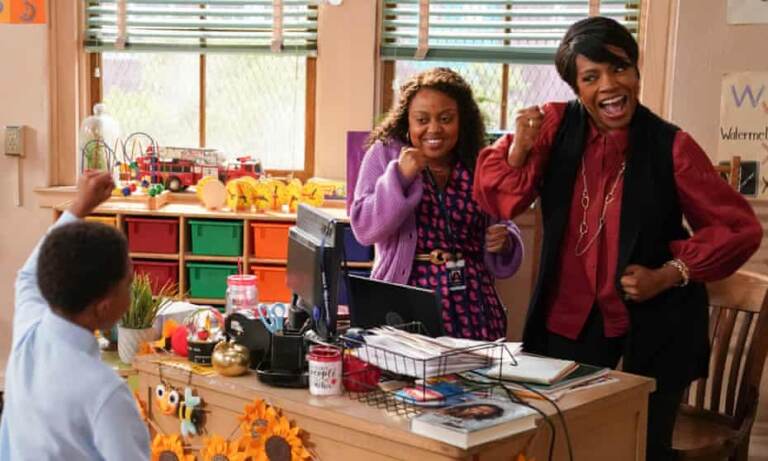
[307,345,342,396]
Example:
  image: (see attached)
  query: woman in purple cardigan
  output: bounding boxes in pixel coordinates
[350,68,524,340]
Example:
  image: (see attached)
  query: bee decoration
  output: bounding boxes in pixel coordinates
[154,383,181,416]
[178,387,204,438]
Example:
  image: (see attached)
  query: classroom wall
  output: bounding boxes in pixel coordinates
[667,0,768,159]
[0,25,54,373]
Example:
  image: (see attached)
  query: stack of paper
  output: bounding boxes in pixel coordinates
[350,327,498,378]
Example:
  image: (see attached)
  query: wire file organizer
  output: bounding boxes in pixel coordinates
[342,323,515,416]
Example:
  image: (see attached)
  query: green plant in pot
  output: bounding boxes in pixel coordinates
[117,274,177,364]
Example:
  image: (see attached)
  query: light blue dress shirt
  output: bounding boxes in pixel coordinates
[0,211,150,460]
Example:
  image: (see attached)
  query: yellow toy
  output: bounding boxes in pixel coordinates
[301,182,325,207]
[225,178,257,211]
[262,179,289,211]
[286,179,303,212]
[253,181,272,212]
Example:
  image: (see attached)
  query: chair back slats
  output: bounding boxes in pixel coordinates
[725,311,754,415]
[687,270,768,429]
[709,307,738,412]
[735,302,768,424]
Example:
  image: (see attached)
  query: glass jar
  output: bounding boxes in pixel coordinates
[79,103,121,174]
[225,274,259,316]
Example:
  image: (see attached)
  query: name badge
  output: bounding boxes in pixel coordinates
[446,259,466,292]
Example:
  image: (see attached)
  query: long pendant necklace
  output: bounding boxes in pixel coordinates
[573,156,627,256]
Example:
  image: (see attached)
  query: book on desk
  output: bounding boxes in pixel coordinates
[410,398,537,448]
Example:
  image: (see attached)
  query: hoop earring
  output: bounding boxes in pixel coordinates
[405,131,411,145]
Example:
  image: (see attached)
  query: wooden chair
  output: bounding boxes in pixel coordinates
[713,156,742,191]
[673,270,768,460]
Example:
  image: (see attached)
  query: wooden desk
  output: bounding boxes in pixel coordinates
[135,356,654,460]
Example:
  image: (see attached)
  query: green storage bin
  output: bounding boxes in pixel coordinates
[187,263,238,299]
[189,220,243,256]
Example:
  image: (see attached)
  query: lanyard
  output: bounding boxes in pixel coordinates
[424,167,458,249]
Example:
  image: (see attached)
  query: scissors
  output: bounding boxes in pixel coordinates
[257,303,286,334]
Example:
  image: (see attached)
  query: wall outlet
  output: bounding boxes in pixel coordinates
[4,126,24,157]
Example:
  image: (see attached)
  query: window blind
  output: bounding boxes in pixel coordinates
[381,0,640,63]
[84,0,318,54]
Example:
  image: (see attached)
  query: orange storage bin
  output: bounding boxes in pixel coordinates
[251,265,292,302]
[251,222,290,260]
[85,215,118,228]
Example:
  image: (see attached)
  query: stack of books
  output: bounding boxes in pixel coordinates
[476,354,612,400]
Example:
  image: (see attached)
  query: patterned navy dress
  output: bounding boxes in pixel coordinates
[407,161,507,340]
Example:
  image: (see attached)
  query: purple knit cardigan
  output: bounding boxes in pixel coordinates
[349,139,524,284]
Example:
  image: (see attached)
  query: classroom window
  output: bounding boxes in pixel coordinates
[391,61,573,131]
[99,53,311,172]
[381,1,640,131]
[84,0,318,178]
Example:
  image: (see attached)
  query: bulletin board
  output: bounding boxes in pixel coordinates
[0,0,46,24]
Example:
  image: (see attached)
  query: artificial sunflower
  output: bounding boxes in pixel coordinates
[254,413,312,461]
[239,399,279,440]
[150,434,195,461]
[200,435,255,461]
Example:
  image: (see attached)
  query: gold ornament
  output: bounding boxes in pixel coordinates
[211,340,250,377]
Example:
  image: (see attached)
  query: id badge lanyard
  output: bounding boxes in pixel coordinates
[424,167,466,293]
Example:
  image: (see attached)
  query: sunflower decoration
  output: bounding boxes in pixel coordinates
[256,413,312,461]
[238,399,279,440]
[200,435,254,461]
[150,434,194,461]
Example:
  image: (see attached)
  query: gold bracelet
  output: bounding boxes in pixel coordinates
[664,258,690,287]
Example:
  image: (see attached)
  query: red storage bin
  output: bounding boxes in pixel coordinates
[251,265,292,302]
[251,222,290,260]
[132,260,179,294]
[126,217,179,254]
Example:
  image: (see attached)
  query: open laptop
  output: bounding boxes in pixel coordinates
[346,274,445,337]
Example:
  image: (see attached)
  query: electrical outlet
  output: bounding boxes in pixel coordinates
[5,126,24,157]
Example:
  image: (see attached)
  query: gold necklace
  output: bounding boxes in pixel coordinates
[574,156,626,256]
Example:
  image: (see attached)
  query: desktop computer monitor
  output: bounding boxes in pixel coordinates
[347,274,445,337]
[286,204,347,339]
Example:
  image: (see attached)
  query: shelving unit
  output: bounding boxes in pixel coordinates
[73,201,374,307]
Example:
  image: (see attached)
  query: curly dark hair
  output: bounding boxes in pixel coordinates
[366,67,486,171]
[555,16,639,94]
[37,221,129,315]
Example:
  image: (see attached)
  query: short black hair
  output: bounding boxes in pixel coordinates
[555,16,639,94]
[37,221,129,315]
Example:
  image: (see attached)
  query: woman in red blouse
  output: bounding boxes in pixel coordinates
[473,17,762,461]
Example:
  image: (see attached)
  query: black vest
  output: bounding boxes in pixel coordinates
[523,101,710,390]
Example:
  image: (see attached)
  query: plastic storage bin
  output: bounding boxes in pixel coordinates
[132,260,179,295]
[250,265,292,302]
[189,220,243,256]
[85,215,118,228]
[125,217,179,254]
[343,227,373,262]
[187,263,238,299]
[251,222,290,260]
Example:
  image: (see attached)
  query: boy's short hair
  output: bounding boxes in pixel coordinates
[37,222,129,315]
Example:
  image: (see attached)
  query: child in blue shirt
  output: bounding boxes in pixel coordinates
[0,171,149,460]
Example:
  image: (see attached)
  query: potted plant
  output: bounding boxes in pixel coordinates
[117,274,176,364]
